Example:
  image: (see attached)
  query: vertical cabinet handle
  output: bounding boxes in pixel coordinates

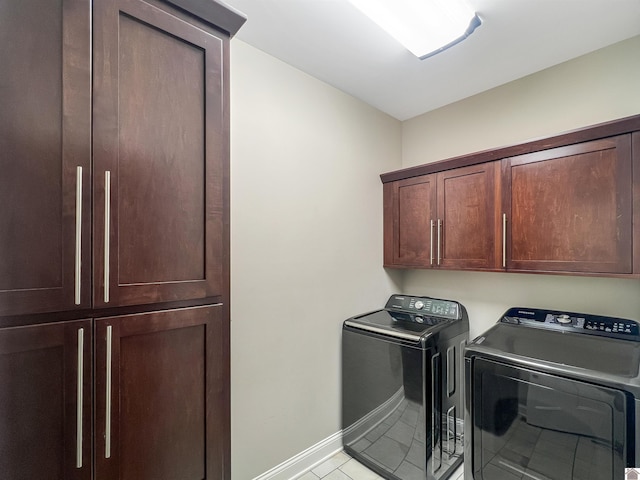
[74,167,82,305]
[431,352,441,474]
[104,171,111,303]
[502,213,507,268]
[437,219,442,266]
[105,325,113,459]
[430,220,434,265]
[76,328,84,468]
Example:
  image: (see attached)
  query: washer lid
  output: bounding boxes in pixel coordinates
[467,322,640,382]
[345,309,447,341]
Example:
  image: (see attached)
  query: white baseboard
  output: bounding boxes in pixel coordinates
[252,431,343,480]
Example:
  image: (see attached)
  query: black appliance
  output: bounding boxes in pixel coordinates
[342,294,469,480]
[464,307,640,480]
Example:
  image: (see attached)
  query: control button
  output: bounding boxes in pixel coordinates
[415,316,424,324]
[605,327,611,332]
[556,314,572,324]
[414,301,424,310]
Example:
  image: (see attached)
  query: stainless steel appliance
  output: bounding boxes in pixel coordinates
[464,308,640,480]
[342,294,469,480]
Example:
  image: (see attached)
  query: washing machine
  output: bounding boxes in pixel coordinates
[342,294,469,480]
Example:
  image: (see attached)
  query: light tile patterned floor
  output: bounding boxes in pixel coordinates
[297,450,464,480]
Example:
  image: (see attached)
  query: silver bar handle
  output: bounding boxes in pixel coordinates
[446,346,455,396]
[74,166,82,305]
[502,213,507,268]
[105,325,113,459]
[437,219,442,266]
[431,352,441,474]
[104,171,111,303]
[429,220,434,266]
[447,405,456,458]
[76,328,84,468]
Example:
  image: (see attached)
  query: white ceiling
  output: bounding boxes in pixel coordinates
[223,0,640,121]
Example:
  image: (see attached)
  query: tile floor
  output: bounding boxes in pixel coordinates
[297,450,464,480]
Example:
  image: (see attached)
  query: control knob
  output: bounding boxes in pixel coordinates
[414,300,424,310]
[556,314,572,324]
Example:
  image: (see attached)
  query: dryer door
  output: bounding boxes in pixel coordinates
[470,358,627,480]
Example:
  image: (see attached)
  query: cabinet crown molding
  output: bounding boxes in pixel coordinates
[165,0,247,37]
[381,113,640,183]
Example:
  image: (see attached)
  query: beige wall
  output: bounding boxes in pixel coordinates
[401,35,640,339]
[230,40,402,479]
[231,34,640,479]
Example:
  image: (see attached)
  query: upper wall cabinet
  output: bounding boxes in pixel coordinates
[438,163,500,270]
[502,135,632,274]
[381,115,640,278]
[384,175,437,266]
[384,162,499,270]
[0,0,92,317]
[92,0,227,309]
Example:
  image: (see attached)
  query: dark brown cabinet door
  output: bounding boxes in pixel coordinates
[502,135,633,274]
[0,0,91,316]
[384,165,499,270]
[95,305,229,480]
[437,162,499,270]
[0,319,92,480]
[93,0,228,309]
[385,175,437,267]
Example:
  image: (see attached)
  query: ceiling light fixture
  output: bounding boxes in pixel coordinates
[347,0,481,59]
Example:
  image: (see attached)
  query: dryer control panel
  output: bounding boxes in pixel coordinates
[501,308,640,341]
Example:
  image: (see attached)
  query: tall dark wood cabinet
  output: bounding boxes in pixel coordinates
[93,0,228,309]
[0,0,244,478]
[94,306,228,480]
[0,320,92,480]
[0,0,91,317]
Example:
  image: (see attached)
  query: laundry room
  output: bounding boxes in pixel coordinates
[227,1,640,478]
[1,0,639,479]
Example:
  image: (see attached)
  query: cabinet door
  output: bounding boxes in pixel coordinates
[502,135,633,274]
[0,319,92,480]
[437,162,499,270]
[95,305,229,480]
[0,0,91,316]
[93,0,228,308]
[385,175,437,267]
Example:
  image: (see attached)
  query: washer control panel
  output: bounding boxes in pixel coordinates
[386,295,460,320]
[501,308,640,340]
